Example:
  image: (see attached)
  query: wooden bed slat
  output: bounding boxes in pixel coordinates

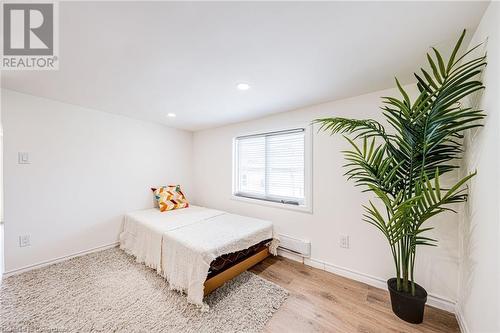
[203,247,270,296]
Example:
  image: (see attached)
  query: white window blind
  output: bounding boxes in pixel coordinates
[234,128,305,206]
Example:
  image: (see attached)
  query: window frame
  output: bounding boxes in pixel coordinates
[232,125,313,213]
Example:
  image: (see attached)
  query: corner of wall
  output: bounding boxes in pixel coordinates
[457,2,500,332]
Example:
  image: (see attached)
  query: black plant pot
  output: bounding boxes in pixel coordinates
[387,278,428,324]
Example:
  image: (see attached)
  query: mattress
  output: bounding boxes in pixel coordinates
[119,205,278,309]
[119,206,224,273]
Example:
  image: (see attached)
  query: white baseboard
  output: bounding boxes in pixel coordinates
[3,242,119,278]
[455,304,469,333]
[277,250,456,313]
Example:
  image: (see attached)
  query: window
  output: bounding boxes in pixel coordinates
[233,128,308,208]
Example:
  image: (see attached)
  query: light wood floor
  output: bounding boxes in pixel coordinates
[250,256,460,333]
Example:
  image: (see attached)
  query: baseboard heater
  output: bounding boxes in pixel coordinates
[278,234,311,257]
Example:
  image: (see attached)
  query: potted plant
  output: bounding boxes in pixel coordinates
[315,30,486,324]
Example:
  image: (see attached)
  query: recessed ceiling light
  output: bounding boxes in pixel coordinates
[236,83,250,90]
[167,113,176,118]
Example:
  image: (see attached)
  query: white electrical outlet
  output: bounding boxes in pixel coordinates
[19,235,30,247]
[340,235,350,249]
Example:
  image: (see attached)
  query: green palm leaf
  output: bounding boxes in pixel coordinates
[314,30,486,296]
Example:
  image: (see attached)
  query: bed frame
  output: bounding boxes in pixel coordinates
[203,247,270,295]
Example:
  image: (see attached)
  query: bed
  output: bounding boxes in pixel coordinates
[119,205,278,309]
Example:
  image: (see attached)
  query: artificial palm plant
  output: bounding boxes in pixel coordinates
[315,30,486,320]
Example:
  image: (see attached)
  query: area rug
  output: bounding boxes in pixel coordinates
[0,247,288,332]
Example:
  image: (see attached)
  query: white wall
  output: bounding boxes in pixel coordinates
[458,3,500,333]
[2,89,193,273]
[192,85,460,309]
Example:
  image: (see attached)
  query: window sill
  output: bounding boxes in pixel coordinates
[230,195,312,214]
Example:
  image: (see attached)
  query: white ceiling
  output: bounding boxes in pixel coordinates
[1,1,489,131]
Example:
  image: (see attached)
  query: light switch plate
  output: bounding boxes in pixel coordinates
[18,152,30,164]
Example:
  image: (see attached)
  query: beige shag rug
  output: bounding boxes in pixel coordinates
[0,248,287,333]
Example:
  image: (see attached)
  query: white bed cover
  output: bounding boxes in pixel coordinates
[119,205,278,309]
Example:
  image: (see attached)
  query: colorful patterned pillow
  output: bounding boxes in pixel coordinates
[151,188,160,208]
[153,185,189,212]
